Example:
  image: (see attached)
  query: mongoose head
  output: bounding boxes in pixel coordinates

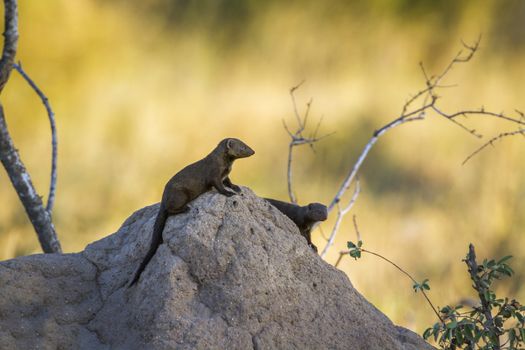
[222,138,255,159]
[305,203,328,222]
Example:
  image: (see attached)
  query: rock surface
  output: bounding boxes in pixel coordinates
[0,188,433,349]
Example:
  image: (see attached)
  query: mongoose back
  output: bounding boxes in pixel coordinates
[265,198,327,252]
[128,138,254,286]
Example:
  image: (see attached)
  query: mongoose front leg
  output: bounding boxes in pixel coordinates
[212,179,236,197]
[223,177,241,193]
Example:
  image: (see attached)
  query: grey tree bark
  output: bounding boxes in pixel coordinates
[0,0,62,254]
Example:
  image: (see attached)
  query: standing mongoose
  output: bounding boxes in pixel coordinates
[128,138,255,287]
[265,198,328,253]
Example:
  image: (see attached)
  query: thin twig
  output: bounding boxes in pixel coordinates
[334,215,361,268]
[352,215,362,242]
[432,107,525,128]
[13,62,58,214]
[463,128,525,165]
[285,82,332,203]
[338,246,445,323]
[320,178,360,258]
[290,80,306,128]
[287,142,296,203]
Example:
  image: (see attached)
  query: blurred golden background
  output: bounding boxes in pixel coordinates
[1,0,524,335]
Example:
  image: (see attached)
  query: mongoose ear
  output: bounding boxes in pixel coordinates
[226,139,233,150]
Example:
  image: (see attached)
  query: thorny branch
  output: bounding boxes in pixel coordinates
[14,62,58,214]
[326,38,490,215]
[463,127,525,165]
[283,81,332,204]
[320,178,360,258]
[465,244,501,349]
[290,37,524,259]
[282,38,524,263]
[0,0,61,253]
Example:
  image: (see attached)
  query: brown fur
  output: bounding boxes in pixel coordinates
[265,198,327,253]
[129,138,254,286]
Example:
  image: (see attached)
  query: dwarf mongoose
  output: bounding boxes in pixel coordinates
[265,199,328,252]
[129,138,255,286]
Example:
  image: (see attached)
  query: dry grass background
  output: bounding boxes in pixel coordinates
[0,0,524,334]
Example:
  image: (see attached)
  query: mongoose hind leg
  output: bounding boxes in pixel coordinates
[164,190,191,214]
[167,204,190,215]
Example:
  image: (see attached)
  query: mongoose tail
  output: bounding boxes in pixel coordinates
[128,204,169,287]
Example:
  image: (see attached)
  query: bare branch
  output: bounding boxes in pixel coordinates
[285,82,332,204]
[335,215,361,268]
[320,179,360,258]
[334,250,346,268]
[290,80,306,128]
[0,0,61,253]
[327,114,422,214]
[352,215,361,243]
[463,128,525,165]
[465,244,501,349]
[0,106,62,253]
[13,62,58,214]
[281,39,523,262]
[0,0,18,94]
[287,143,297,203]
[326,38,521,217]
[432,107,525,127]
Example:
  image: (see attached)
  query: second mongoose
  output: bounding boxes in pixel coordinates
[128,138,255,287]
[265,198,328,252]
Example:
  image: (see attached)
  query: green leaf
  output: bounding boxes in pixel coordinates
[422,279,430,291]
[423,328,432,340]
[464,325,474,340]
[347,241,356,249]
[497,255,513,264]
[349,249,361,260]
[447,320,458,329]
[509,329,516,342]
[357,240,363,248]
[455,327,464,344]
[473,328,483,343]
[433,323,441,342]
[441,306,451,314]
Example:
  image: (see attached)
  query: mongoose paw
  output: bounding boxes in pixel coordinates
[230,185,241,193]
[224,190,237,197]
